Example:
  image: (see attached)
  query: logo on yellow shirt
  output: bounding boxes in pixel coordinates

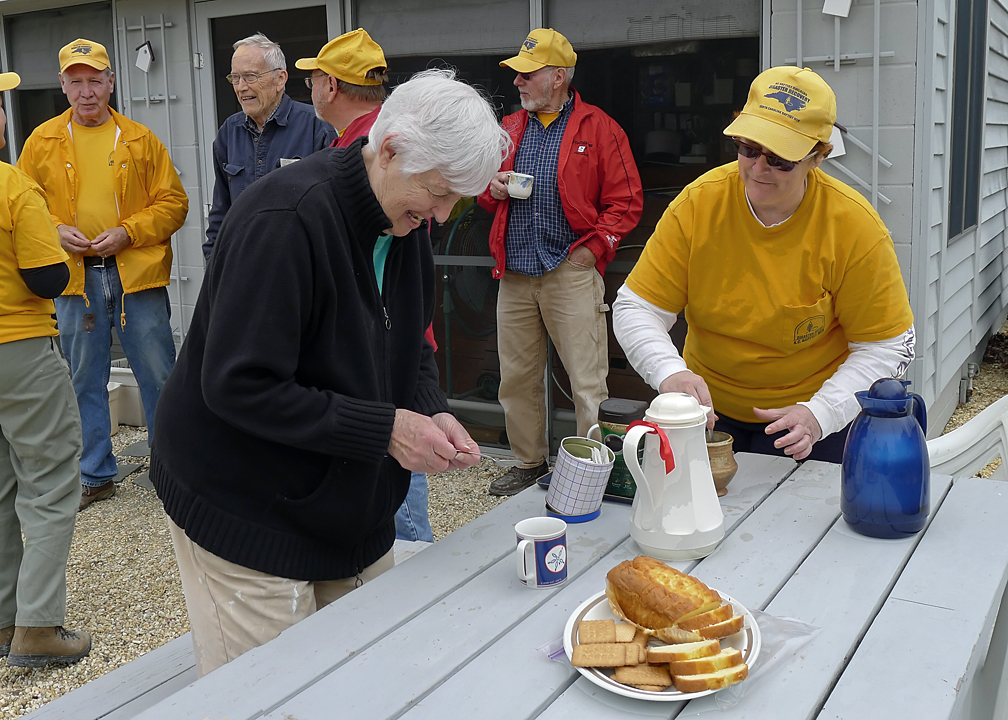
[794,315,825,345]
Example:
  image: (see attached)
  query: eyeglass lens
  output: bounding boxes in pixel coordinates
[733,140,800,172]
[226,69,279,85]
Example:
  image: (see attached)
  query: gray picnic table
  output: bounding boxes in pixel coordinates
[27,453,1008,720]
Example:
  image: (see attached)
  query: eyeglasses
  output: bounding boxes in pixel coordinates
[733,139,816,172]
[304,73,328,90]
[517,67,553,82]
[224,69,282,86]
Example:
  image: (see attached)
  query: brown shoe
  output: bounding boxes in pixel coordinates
[0,624,12,658]
[79,480,115,511]
[488,461,550,497]
[6,626,92,667]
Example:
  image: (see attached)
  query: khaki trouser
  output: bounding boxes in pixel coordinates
[168,519,394,677]
[0,337,82,628]
[496,260,609,466]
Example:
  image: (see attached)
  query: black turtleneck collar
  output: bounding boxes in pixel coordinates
[328,137,393,242]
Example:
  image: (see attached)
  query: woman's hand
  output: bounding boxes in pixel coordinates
[658,370,717,429]
[753,405,823,460]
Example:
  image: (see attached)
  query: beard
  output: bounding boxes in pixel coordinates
[519,73,554,112]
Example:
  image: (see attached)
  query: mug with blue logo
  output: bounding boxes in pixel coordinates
[515,517,567,588]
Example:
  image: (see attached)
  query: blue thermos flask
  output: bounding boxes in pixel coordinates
[841,378,930,538]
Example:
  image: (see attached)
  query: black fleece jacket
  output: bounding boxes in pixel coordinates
[151,139,450,580]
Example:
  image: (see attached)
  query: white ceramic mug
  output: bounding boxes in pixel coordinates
[515,517,567,588]
[507,172,534,199]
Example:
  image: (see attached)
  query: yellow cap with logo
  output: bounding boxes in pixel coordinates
[500,28,577,73]
[295,28,386,86]
[59,38,112,73]
[0,72,20,92]
[723,66,837,162]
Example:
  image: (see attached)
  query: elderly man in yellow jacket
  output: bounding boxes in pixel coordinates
[18,39,188,511]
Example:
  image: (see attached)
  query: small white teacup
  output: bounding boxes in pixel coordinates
[507,172,534,199]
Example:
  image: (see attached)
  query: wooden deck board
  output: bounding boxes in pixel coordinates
[819,477,1008,720]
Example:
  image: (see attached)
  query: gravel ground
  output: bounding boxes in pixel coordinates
[5,330,1008,716]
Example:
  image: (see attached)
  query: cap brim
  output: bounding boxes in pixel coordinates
[500,55,546,73]
[61,58,110,73]
[0,72,20,92]
[295,58,319,71]
[723,113,817,163]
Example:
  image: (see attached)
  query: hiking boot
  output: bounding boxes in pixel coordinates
[6,626,92,667]
[79,480,115,511]
[489,461,549,497]
[0,625,12,658]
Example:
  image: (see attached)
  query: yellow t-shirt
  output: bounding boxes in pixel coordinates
[537,110,560,128]
[625,163,914,423]
[0,163,68,343]
[72,120,120,244]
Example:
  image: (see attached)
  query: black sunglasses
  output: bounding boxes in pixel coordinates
[733,139,815,172]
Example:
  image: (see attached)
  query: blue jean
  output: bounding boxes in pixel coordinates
[394,472,434,542]
[54,261,176,487]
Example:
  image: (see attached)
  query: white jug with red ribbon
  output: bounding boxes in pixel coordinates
[623,393,725,560]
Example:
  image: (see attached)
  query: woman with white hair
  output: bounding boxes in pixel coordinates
[151,69,510,677]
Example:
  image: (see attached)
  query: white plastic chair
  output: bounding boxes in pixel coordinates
[927,394,1008,481]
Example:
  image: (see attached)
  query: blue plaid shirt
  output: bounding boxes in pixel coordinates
[505,95,580,277]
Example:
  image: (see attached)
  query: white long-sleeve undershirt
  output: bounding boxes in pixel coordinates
[611,285,916,438]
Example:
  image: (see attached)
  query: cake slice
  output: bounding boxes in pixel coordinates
[675,603,734,631]
[669,647,743,676]
[695,614,744,639]
[646,638,720,664]
[672,663,749,692]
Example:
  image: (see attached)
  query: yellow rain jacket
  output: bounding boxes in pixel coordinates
[17,108,188,298]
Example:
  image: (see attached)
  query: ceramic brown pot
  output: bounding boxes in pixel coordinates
[706,431,738,497]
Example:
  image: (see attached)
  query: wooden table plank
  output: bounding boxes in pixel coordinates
[134,488,551,720]
[819,477,1008,720]
[23,634,195,720]
[397,454,796,720]
[674,473,955,720]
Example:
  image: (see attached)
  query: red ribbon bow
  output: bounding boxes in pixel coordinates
[627,420,676,475]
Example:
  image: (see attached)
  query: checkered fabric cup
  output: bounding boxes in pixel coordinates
[546,436,616,518]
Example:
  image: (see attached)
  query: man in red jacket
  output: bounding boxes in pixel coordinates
[296,28,386,148]
[478,29,643,496]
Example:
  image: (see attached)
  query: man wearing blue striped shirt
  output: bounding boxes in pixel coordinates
[478,29,643,496]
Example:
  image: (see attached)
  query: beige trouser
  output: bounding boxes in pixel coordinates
[497,259,609,466]
[168,519,394,677]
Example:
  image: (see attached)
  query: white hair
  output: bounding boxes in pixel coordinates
[368,68,511,197]
[564,66,575,84]
[233,32,286,72]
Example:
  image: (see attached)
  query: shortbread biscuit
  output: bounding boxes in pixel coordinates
[614,622,637,643]
[578,619,617,644]
[624,644,639,666]
[614,664,673,688]
[571,643,627,667]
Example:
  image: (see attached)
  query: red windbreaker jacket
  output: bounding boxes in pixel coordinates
[477,90,643,278]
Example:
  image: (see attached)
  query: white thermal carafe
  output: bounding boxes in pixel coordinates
[623,393,725,560]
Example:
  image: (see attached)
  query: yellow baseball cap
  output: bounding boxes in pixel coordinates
[295,29,386,86]
[723,66,837,162]
[59,38,112,73]
[0,72,20,92]
[500,28,577,73]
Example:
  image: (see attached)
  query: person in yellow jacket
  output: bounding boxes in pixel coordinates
[0,70,93,667]
[17,39,188,510]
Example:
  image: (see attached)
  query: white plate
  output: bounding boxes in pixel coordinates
[563,590,762,702]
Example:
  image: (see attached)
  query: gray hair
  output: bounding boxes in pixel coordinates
[368,68,511,197]
[564,66,575,84]
[336,67,388,103]
[233,32,286,72]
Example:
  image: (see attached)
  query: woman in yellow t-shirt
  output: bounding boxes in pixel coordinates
[0,72,92,667]
[613,66,914,463]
